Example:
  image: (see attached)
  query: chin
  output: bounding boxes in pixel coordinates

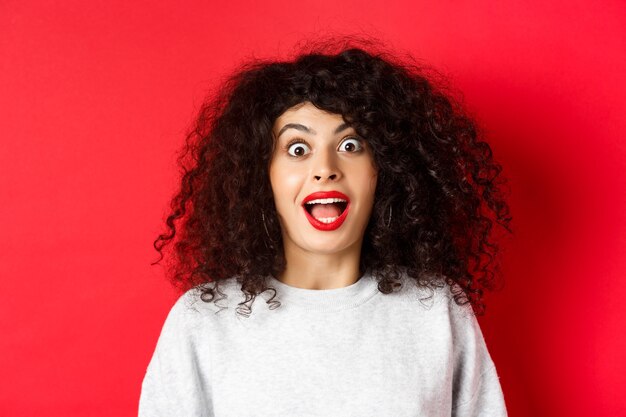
[302,237,358,255]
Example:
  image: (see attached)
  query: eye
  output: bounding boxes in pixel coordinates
[287,141,311,157]
[338,137,363,153]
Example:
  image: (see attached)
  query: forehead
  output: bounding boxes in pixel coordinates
[272,102,345,131]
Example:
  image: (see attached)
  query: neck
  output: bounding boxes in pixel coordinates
[277,240,363,290]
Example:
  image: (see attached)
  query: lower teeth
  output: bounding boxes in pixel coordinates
[315,216,338,224]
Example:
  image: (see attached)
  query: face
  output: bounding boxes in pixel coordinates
[269,102,378,258]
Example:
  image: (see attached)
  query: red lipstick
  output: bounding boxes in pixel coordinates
[302,191,350,231]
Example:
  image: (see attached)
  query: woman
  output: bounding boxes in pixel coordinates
[139,42,512,416]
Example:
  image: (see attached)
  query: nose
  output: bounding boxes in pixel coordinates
[312,148,342,183]
[314,173,337,181]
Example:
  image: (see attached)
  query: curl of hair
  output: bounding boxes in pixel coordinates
[152,38,513,317]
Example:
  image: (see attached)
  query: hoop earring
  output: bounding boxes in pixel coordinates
[261,210,271,239]
[384,206,392,228]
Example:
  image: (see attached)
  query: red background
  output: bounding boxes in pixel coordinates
[1,1,625,416]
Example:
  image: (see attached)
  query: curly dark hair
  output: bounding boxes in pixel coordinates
[152,38,513,317]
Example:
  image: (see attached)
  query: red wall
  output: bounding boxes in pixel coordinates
[1,1,625,415]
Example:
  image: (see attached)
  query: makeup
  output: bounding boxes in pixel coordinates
[302,191,350,231]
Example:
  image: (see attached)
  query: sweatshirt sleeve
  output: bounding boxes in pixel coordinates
[448,297,508,417]
[138,293,212,417]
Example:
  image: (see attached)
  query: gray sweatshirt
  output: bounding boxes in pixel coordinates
[138,271,507,416]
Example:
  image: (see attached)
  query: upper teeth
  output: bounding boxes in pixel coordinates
[305,198,347,205]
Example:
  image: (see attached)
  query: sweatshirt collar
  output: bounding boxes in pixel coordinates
[266,270,379,311]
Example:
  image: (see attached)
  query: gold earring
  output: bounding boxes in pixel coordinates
[384,206,392,228]
[261,210,271,238]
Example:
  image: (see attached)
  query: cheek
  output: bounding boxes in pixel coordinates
[358,168,378,205]
[370,173,378,197]
[360,153,378,201]
[269,163,305,206]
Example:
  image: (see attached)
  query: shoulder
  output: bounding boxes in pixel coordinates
[391,272,482,340]
[395,271,473,314]
[167,277,267,325]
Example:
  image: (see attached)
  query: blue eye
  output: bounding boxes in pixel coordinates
[338,138,363,153]
[287,142,311,157]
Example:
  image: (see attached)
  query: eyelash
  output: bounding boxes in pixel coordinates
[284,138,305,148]
[284,136,364,156]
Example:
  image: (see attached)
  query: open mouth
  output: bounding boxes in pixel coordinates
[301,191,351,231]
[304,198,349,223]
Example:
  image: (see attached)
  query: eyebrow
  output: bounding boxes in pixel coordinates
[276,122,351,139]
